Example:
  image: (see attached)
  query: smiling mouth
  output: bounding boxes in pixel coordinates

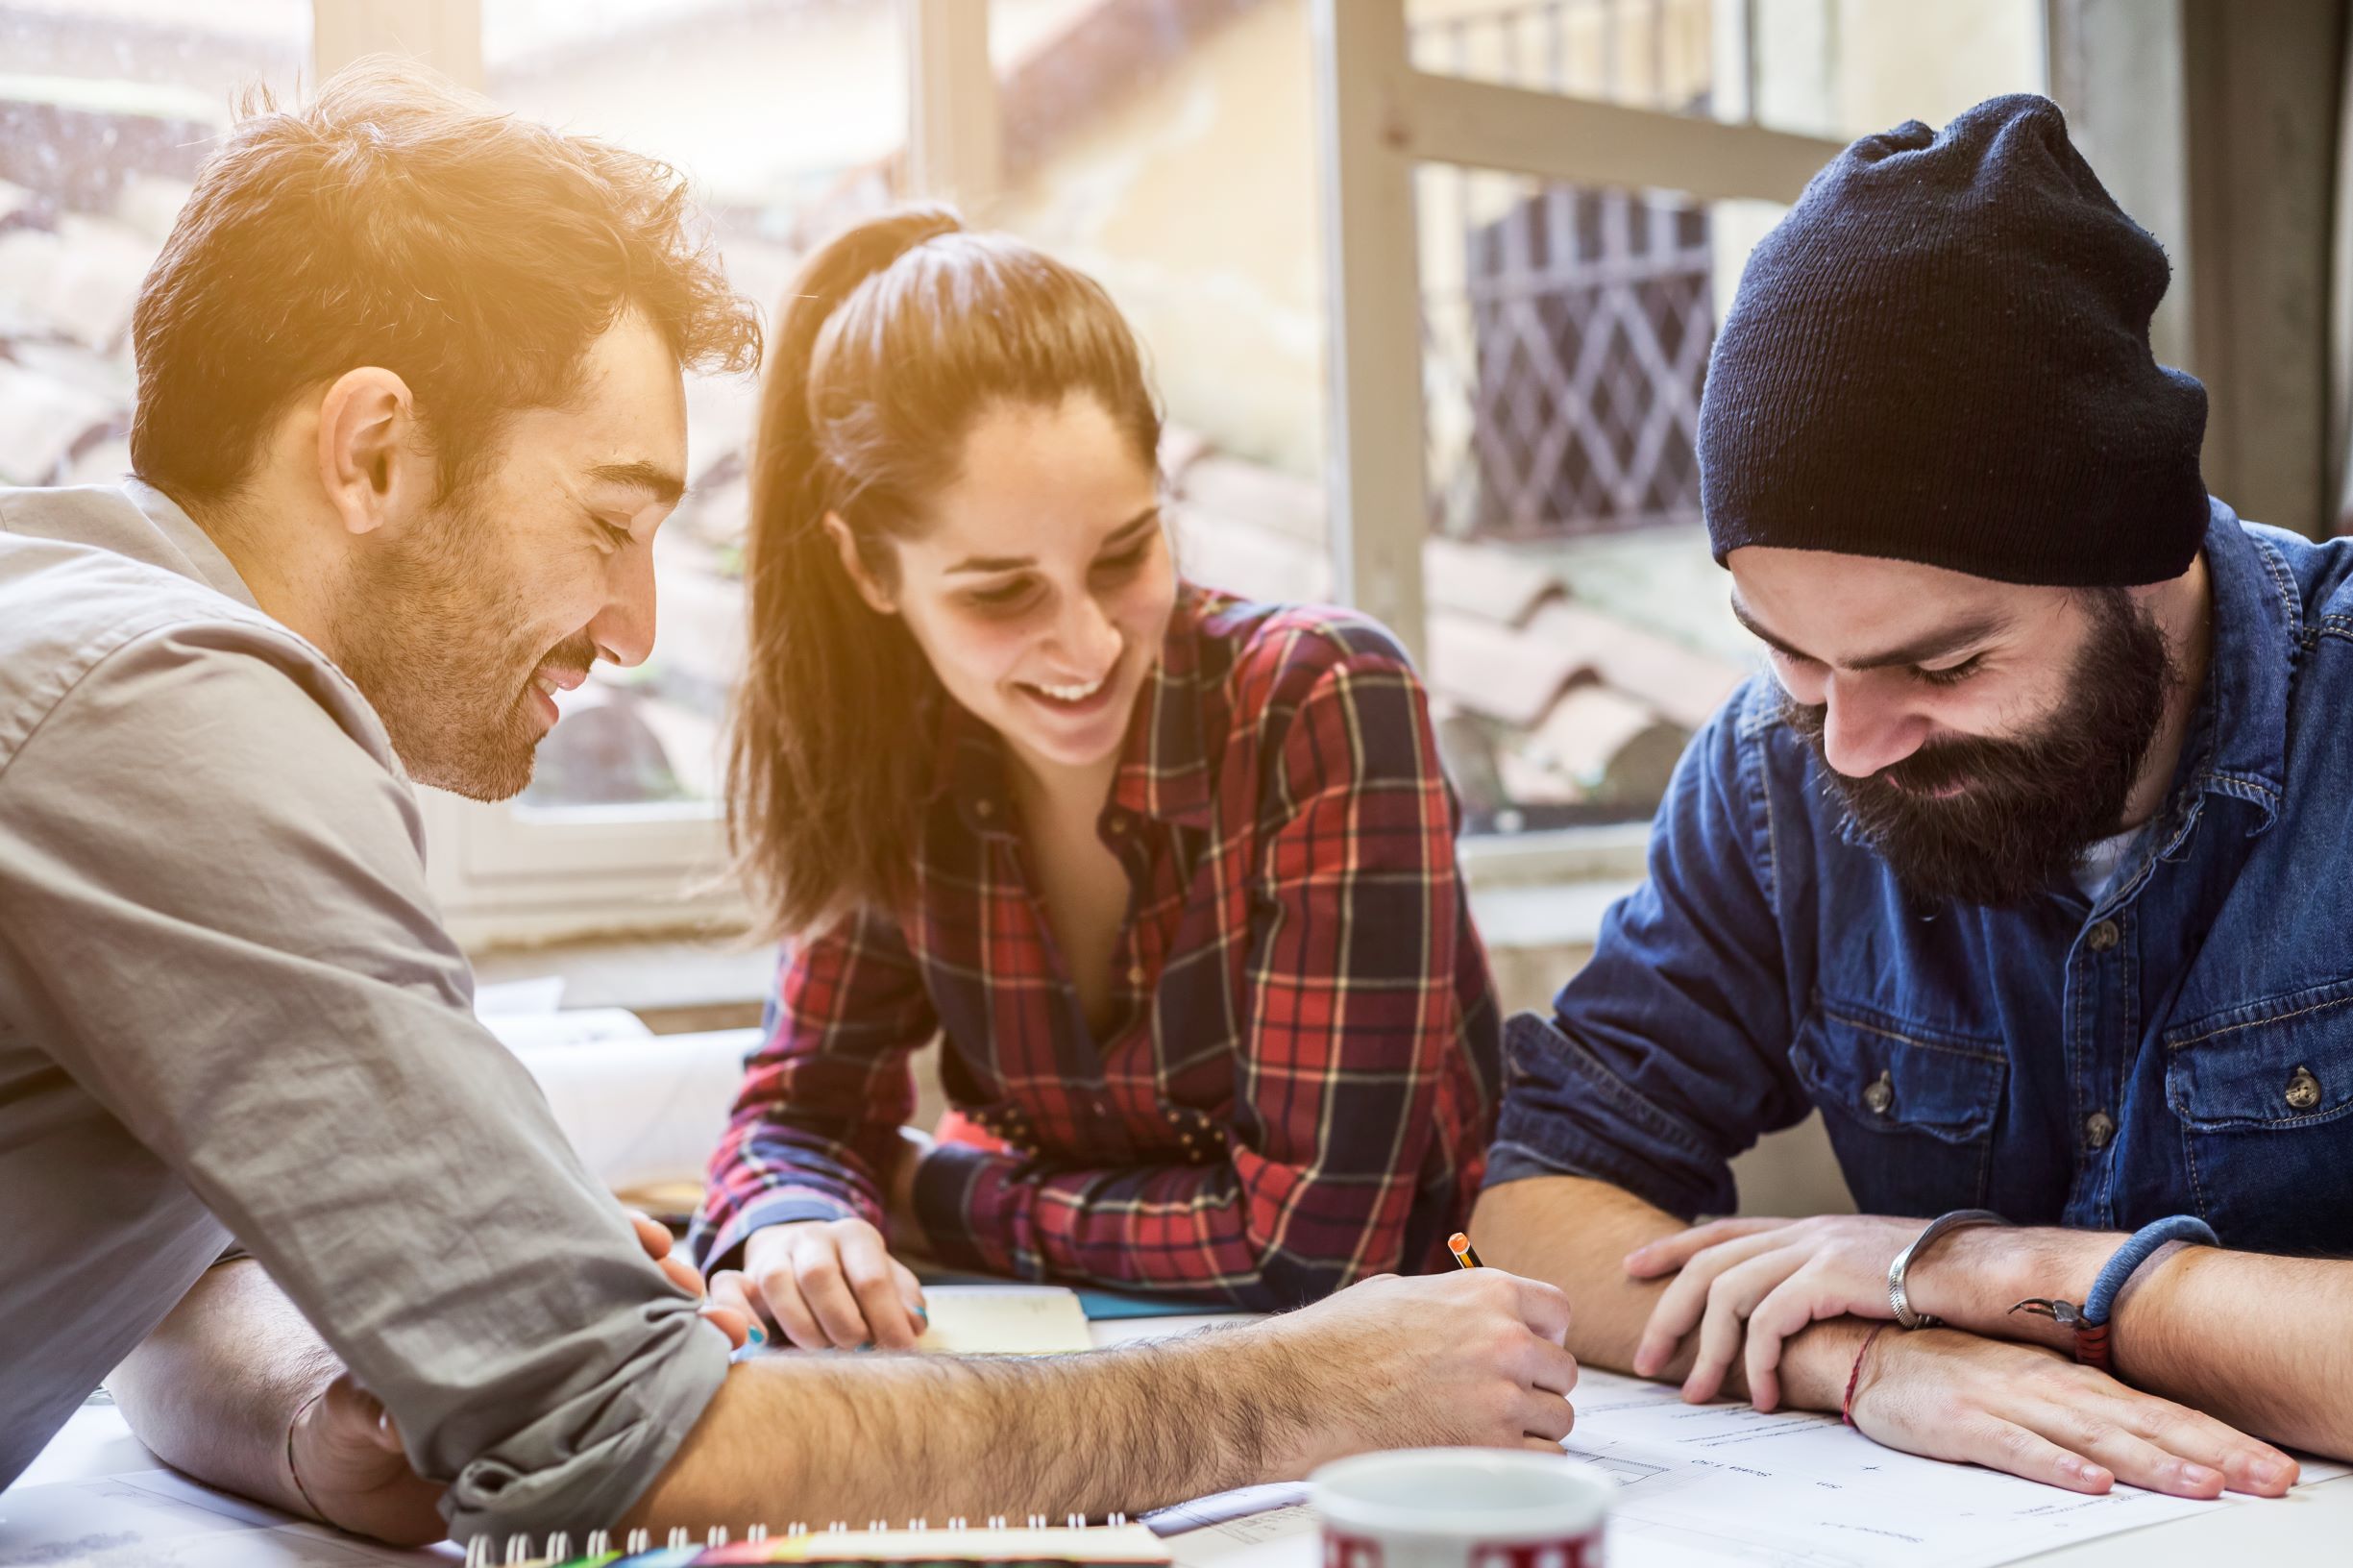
[1021,673,1111,706]
[531,665,590,700]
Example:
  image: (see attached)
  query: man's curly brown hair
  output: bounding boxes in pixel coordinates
[130,59,762,505]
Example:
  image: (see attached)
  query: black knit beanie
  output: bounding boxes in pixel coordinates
[1698,93,2208,587]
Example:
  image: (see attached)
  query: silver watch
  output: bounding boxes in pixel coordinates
[1886,1209,2007,1329]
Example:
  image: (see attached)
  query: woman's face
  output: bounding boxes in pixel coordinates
[834,395,1175,778]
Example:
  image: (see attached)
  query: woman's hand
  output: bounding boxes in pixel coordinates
[1847,1328,2297,1498]
[1625,1214,1923,1409]
[629,1209,753,1351]
[886,1124,937,1237]
[715,1217,929,1351]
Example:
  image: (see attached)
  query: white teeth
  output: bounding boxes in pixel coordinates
[1030,675,1106,703]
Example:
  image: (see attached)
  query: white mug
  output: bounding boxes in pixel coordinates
[1310,1449,1612,1568]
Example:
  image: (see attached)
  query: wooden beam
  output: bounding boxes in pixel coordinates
[1403,69,1843,205]
[311,0,483,90]
[1311,0,1429,661]
[905,0,1003,218]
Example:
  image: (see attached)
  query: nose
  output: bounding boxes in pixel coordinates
[1818,673,1930,779]
[1051,589,1122,675]
[586,538,657,669]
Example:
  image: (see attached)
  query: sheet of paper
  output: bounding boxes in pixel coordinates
[471,976,566,1018]
[486,1007,654,1052]
[507,1027,753,1192]
[0,1466,449,1565]
[917,1285,1095,1355]
[1157,1368,2350,1568]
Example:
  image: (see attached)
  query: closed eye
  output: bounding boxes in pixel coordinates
[1914,654,1986,688]
[586,511,634,552]
[967,576,1040,611]
[1091,542,1152,579]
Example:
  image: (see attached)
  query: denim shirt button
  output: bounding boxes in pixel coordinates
[2085,1110,2116,1150]
[2086,919,2120,953]
[2287,1066,2323,1113]
[1862,1070,1895,1116]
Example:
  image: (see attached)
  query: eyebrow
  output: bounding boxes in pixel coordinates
[944,505,1162,576]
[584,460,687,506]
[1728,592,2013,671]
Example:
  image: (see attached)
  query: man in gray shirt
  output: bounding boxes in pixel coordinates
[0,64,1577,1549]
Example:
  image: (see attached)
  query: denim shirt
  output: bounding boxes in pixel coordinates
[1489,502,2353,1251]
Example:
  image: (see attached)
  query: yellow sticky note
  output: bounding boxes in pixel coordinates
[915,1285,1094,1355]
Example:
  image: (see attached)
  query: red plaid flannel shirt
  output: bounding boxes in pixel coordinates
[692,587,1502,1308]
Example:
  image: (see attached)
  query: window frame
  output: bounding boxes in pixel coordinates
[358,0,1844,945]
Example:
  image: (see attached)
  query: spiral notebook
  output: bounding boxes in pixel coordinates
[465,1516,1171,1568]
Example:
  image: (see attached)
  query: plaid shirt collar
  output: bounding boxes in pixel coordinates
[929,585,1218,840]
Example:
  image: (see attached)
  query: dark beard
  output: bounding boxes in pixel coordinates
[333,492,588,802]
[1782,589,2175,909]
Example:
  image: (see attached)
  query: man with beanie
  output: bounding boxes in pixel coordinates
[1472,93,2353,1496]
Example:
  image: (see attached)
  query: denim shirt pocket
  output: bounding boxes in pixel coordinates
[2163,974,2353,1242]
[1790,995,2007,1216]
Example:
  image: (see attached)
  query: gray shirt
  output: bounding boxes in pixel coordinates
[0,482,727,1539]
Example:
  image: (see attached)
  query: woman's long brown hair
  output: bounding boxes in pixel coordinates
[727,207,1163,936]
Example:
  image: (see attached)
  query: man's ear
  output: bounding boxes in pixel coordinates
[823,511,898,616]
[316,367,433,537]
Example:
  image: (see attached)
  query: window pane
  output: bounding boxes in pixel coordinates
[0,2,309,489]
[1418,162,1771,836]
[992,0,1333,606]
[1408,0,1717,117]
[486,0,906,809]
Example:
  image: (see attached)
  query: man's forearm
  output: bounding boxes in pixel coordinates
[107,1259,338,1516]
[1469,1175,1869,1413]
[1913,1227,2353,1456]
[627,1324,1318,1532]
[1470,1175,1686,1371]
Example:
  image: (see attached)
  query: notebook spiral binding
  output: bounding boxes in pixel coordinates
[460,1512,1138,1566]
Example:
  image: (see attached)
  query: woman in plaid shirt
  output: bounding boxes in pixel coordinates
[694,208,1503,1347]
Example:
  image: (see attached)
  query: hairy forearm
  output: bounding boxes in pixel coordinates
[1469,1176,1687,1371]
[627,1324,1319,1532]
[1470,1176,1870,1412]
[107,1260,339,1515]
[1914,1227,2353,1456]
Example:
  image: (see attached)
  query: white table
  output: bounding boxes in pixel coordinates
[1091,1315,2353,1568]
[6,1315,2344,1567]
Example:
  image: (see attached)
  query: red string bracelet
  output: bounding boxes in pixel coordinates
[1842,1322,1891,1427]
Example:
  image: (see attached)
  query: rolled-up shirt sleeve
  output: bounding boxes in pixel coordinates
[0,623,726,1539]
[1486,686,1812,1220]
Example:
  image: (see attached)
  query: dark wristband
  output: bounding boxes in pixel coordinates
[2011,1213,2218,1373]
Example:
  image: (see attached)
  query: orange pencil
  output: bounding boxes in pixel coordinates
[1447,1231,1484,1269]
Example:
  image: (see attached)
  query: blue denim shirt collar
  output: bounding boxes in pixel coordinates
[2174,498,2289,840]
